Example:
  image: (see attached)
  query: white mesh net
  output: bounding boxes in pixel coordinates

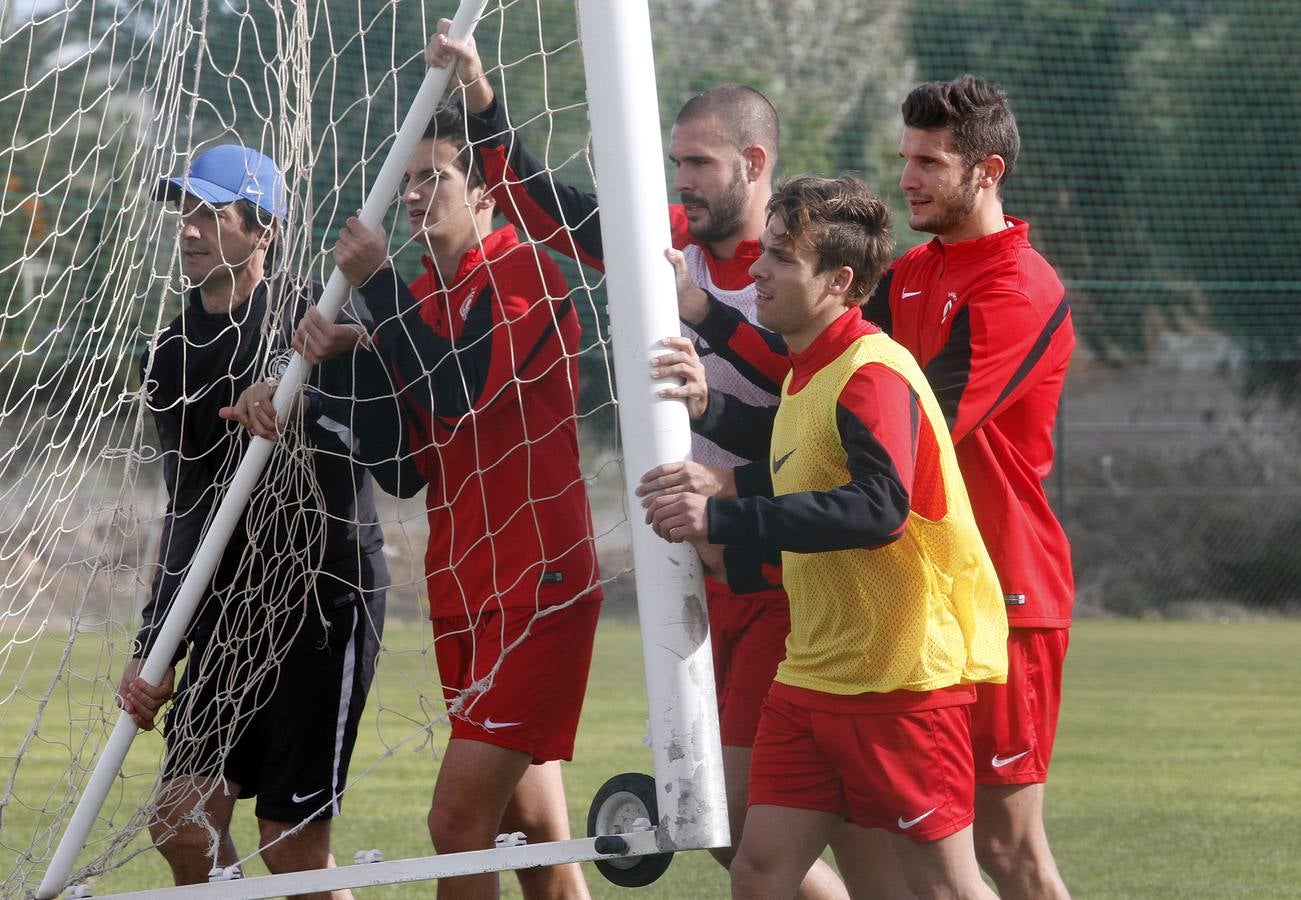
[0,1,636,895]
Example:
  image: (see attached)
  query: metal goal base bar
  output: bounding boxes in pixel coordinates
[82,831,664,899]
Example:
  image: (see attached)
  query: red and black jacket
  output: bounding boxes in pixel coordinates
[355,225,601,619]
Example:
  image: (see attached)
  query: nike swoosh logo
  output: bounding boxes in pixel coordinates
[991,750,1031,768]
[772,448,795,473]
[902,289,922,299]
[897,807,937,830]
[291,789,325,804]
[483,717,522,730]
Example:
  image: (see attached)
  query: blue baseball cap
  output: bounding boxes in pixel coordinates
[154,144,288,220]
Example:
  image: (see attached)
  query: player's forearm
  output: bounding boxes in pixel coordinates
[357,268,453,417]
[350,398,427,499]
[134,512,202,665]
[304,350,428,499]
[465,98,606,270]
[731,459,772,499]
[462,71,494,114]
[692,389,776,461]
[708,480,907,554]
[690,296,789,395]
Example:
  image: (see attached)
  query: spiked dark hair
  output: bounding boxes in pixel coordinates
[902,74,1020,190]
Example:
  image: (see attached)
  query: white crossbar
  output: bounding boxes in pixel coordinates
[82,832,663,899]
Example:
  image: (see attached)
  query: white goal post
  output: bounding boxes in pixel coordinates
[10,0,727,897]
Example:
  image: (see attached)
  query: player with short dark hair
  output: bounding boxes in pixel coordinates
[426,24,857,898]
[891,74,1074,900]
[644,174,1007,900]
[680,75,1076,899]
[119,144,391,900]
[306,103,603,900]
[901,74,1021,194]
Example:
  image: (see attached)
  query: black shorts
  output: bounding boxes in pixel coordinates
[163,592,383,823]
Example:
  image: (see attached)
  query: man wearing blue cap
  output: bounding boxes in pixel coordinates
[118,144,401,898]
[153,144,290,302]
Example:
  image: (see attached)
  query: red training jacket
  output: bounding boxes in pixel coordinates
[358,225,602,619]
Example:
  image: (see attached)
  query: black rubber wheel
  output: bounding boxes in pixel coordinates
[586,772,674,887]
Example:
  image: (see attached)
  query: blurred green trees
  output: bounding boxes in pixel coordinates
[5,0,1296,397]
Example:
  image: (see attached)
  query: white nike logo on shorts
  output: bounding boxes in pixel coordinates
[897,807,937,830]
[291,788,326,804]
[483,717,522,730]
[991,750,1031,768]
[902,289,923,299]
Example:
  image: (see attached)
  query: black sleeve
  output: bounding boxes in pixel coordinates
[862,269,894,335]
[134,493,205,665]
[355,267,452,420]
[271,282,427,500]
[731,459,773,499]
[689,295,788,396]
[720,544,783,595]
[706,390,912,554]
[133,357,202,665]
[692,389,777,461]
[466,96,606,269]
[306,351,427,500]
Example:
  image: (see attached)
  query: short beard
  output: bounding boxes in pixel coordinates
[684,163,748,245]
[914,167,980,236]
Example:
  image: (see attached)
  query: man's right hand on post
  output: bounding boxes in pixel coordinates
[665,247,710,325]
[426,17,494,114]
[651,335,709,420]
[332,215,390,288]
[117,658,175,731]
[293,307,367,366]
[636,460,736,509]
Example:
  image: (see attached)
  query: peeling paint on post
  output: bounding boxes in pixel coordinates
[636,575,728,852]
[575,0,729,855]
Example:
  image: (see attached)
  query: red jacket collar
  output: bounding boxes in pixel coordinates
[925,216,1031,265]
[789,308,880,390]
[419,223,520,288]
[692,235,761,292]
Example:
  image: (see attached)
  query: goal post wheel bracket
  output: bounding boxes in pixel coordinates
[587,772,674,887]
[207,864,244,882]
[593,834,629,855]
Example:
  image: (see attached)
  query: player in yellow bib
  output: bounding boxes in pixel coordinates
[644,175,1007,899]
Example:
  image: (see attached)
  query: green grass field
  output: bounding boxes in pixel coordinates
[3,616,1299,898]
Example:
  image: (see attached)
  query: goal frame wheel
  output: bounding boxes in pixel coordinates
[587,772,674,887]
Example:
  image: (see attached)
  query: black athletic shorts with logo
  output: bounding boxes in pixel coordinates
[162,590,383,823]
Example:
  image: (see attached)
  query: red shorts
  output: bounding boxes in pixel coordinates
[432,600,600,764]
[707,580,790,748]
[972,627,1069,785]
[749,684,976,843]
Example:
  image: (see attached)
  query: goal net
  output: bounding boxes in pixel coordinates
[0,1,722,897]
